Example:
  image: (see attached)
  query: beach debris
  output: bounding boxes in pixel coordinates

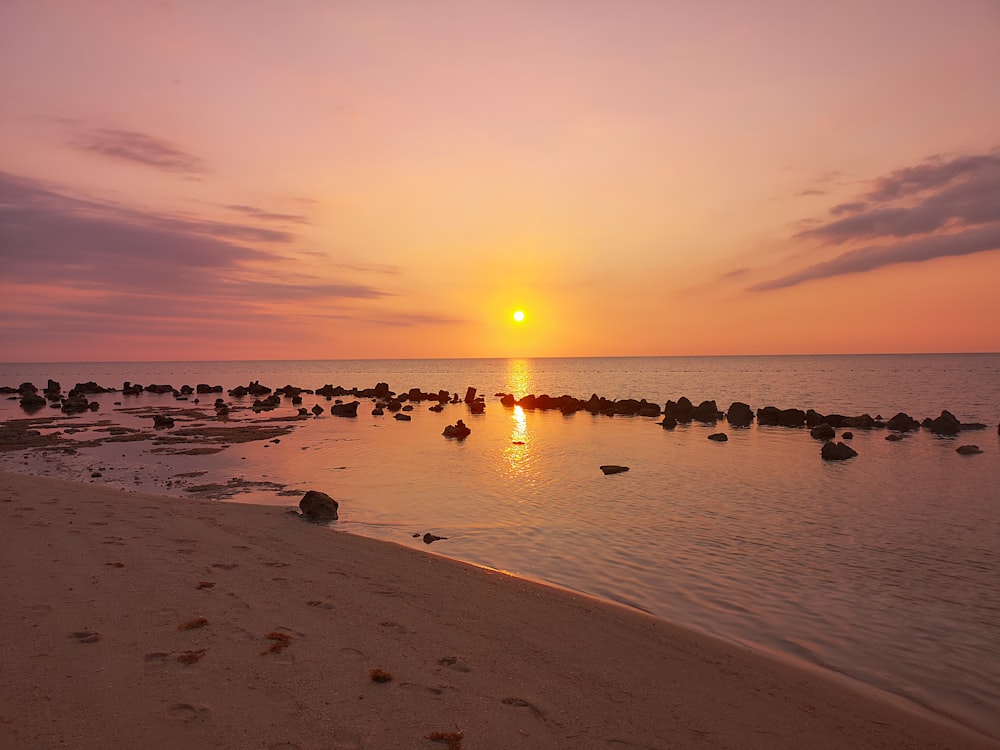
[809,423,835,440]
[196,581,215,589]
[299,489,339,522]
[177,617,209,631]
[599,465,629,475]
[423,533,447,544]
[442,419,471,440]
[69,630,100,643]
[707,433,728,442]
[261,631,292,655]
[821,442,858,461]
[426,730,464,749]
[956,445,983,455]
[176,649,206,664]
[369,668,393,683]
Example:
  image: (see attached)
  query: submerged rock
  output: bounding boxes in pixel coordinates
[726,402,754,427]
[299,490,339,522]
[810,423,835,440]
[956,445,983,455]
[330,401,360,418]
[599,465,630,475]
[707,433,728,442]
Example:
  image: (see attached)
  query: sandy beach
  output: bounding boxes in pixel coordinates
[1,470,996,750]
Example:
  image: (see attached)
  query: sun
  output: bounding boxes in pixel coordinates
[513,310,526,323]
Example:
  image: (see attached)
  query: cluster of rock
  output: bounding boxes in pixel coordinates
[442,419,471,440]
[6,380,102,414]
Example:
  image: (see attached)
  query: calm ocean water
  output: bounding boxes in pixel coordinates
[2,354,999,738]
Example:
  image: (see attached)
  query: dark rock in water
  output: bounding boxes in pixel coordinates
[394,413,411,421]
[842,431,854,440]
[805,409,825,428]
[45,379,61,395]
[843,414,876,430]
[885,433,905,442]
[664,397,694,422]
[402,404,414,411]
[152,415,174,429]
[311,404,324,416]
[707,432,728,442]
[756,406,781,426]
[660,416,677,430]
[469,399,486,414]
[886,412,920,432]
[297,407,308,416]
[821,441,858,461]
[423,533,446,544]
[196,384,223,394]
[956,445,982,455]
[18,382,38,396]
[428,403,443,412]
[299,490,339,522]
[691,400,720,423]
[330,401,360,418]
[442,419,471,440]
[20,393,47,410]
[60,394,91,414]
[810,423,835,440]
[386,400,403,412]
[145,384,174,394]
[73,381,108,395]
[464,386,477,404]
[600,465,630,475]
[779,408,807,427]
[500,393,516,407]
[372,406,384,416]
[727,402,753,427]
[923,410,961,436]
[179,384,194,395]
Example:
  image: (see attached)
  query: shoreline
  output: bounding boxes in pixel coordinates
[2,471,997,749]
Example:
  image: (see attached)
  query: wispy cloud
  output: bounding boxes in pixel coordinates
[225,204,310,224]
[750,150,1000,291]
[68,127,206,174]
[0,171,389,317]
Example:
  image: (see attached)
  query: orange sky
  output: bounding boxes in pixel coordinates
[1,1,999,361]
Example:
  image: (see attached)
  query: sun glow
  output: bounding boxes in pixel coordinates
[513,310,525,323]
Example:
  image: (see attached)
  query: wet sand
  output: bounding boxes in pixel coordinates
[1,470,996,749]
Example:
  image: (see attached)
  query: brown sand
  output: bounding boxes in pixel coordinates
[1,470,996,750]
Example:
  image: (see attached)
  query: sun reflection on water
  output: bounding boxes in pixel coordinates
[502,356,535,479]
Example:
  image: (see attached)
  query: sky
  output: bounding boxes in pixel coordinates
[1,0,999,361]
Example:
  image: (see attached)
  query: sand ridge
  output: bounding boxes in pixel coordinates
[1,470,996,749]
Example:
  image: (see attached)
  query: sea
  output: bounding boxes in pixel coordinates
[1,354,998,739]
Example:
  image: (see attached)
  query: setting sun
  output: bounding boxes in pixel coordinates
[513,310,526,323]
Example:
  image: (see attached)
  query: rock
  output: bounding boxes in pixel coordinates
[707,433,728,442]
[296,407,308,416]
[691,400,720,423]
[394,413,411,421]
[19,393,47,410]
[886,412,920,432]
[60,394,91,414]
[499,393,516,407]
[659,416,677,430]
[664,397,694,422]
[469,399,486,414]
[17,382,38,396]
[842,414,876,430]
[152,415,175,429]
[727,402,753,427]
[428,403,444,412]
[196,384,223,394]
[923,410,961,436]
[956,445,982,455]
[372,406,384,416]
[842,431,854,440]
[145,384,174,394]
[810,423,835,440]
[599,465,629,475]
[386,400,403,412]
[821,441,858,461]
[330,401,360,418]
[423,533,446,544]
[442,420,471,440]
[886,433,905,441]
[299,490,339,522]
[464,387,477,404]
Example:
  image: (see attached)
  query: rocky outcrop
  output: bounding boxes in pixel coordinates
[330,401,360,418]
[886,412,920,432]
[659,416,677,430]
[196,384,223,394]
[726,402,753,427]
[691,400,720,423]
[707,433,728,442]
[442,419,471,440]
[394,413,412,421]
[464,387,477,404]
[757,407,807,427]
[145,384,175,394]
[19,393,47,411]
[821,441,858,461]
[923,410,961,436]
[810,423,835,440]
[299,490,338,522]
[152,415,174,429]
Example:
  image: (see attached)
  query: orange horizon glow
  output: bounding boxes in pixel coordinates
[1,2,998,362]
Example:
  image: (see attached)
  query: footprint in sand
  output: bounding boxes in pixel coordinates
[437,657,471,673]
[379,621,412,635]
[166,703,211,722]
[69,631,100,644]
[502,697,546,719]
